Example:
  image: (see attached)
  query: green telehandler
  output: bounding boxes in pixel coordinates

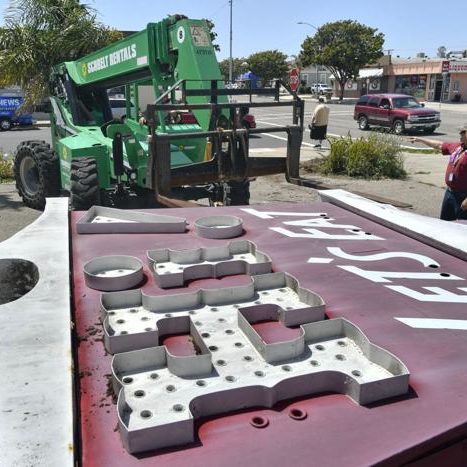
[14,14,305,210]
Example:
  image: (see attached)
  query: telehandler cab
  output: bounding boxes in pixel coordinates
[14,14,304,210]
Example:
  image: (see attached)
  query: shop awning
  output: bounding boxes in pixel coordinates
[358,68,384,78]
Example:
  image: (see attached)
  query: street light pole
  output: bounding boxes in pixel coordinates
[297,21,319,93]
[229,0,233,82]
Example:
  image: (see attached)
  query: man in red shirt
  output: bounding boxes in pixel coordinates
[411,124,467,221]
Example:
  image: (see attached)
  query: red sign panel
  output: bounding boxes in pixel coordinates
[289,68,300,92]
[442,60,450,73]
[71,203,467,466]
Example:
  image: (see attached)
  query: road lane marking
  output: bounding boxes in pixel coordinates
[396,317,467,330]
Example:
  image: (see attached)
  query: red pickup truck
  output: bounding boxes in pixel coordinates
[354,93,441,135]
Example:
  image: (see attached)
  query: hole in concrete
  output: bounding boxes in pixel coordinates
[352,370,362,377]
[315,345,325,351]
[195,321,202,326]
[209,345,219,352]
[277,298,284,302]
[173,404,184,412]
[210,307,219,312]
[150,373,159,380]
[250,416,269,428]
[320,213,327,217]
[166,385,176,392]
[0,259,39,305]
[234,342,243,348]
[337,340,347,347]
[144,327,153,332]
[216,359,226,366]
[281,365,292,372]
[201,332,210,338]
[217,318,226,323]
[225,375,236,382]
[141,317,149,321]
[255,371,265,377]
[108,311,116,316]
[157,265,165,268]
[165,313,172,318]
[335,354,346,361]
[196,380,206,387]
[352,228,360,232]
[440,273,451,277]
[310,360,319,366]
[225,329,234,335]
[254,300,261,304]
[116,319,125,324]
[134,390,145,398]
[289,408,307,421]
[120,331,128,335]
[364,232,372,236]
[279,288,287,293]
[130,308,138,313]
[429,264,439,269]
[243,355,253,361]
[140,410,152,419]
[122,377,133,384]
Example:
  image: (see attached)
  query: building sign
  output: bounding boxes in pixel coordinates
[345,79,358,90]
[442,61,450,72]
[449,62,467,73]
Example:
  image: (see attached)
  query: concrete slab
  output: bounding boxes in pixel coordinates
[0,198,73,467]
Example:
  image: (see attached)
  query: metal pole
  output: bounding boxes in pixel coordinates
[229,0,233,82]
[297,22,319,93]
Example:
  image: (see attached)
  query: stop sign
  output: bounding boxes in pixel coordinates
[289,68,300,92]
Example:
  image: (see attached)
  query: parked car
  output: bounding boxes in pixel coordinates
[354,94,441,134]
[109,97,134,120]
[311,83,333,95]
[0,96,33,131]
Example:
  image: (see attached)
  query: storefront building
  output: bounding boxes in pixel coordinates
[333,56,467,102]
[448,61,467,102]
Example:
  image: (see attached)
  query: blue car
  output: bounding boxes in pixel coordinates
[0,96,33,131]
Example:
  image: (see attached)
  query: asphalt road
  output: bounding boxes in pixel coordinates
[251,99,462,152]
[0,126,51,156]
[0,100,462,155]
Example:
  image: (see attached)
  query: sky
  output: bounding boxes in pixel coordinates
[1,0,466,60]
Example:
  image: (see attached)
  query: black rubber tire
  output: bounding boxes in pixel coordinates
[358,115,369,130]
[392,119,405,135]
[0,118,12,131]
[70,157,100,210]
[14,141,60,210]
[223,179,250,206]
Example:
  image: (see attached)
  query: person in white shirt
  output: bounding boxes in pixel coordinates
[308,97,330,148]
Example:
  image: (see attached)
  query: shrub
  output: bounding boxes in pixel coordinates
[315,133,406,179]
[0,156,14,182]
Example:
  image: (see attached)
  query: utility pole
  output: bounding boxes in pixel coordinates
[297,22,320,93]
[229,0,233,82]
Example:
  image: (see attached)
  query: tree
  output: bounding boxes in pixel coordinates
[204,19,220,52]
[247,50,288,85]
[0,0,122,107]
[218,57,248,81]
[299,20,384,100]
